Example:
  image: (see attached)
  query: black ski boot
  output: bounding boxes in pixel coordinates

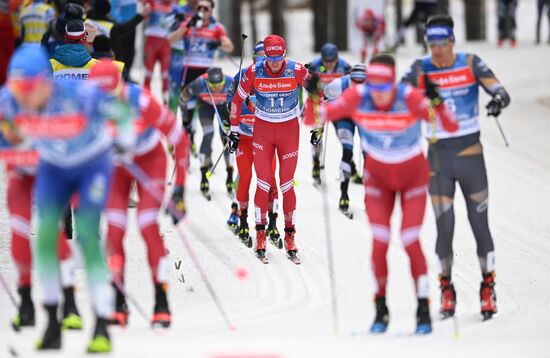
[62,286,82,330]
[312,157,321,186]
[267,212,282,249]
[226,166,234,195]
[108,283,129,327]
[415,298,432,334]
[87,317,111,353]
[200,166,211,200]
[36,304,61,350]
[369,296,389,333]
[237,209,252,248]
[12,286,35,331]
[350,163,363,184]
[152,283,171,328]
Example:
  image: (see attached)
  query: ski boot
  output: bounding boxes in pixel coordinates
[439,275,456,318]
[227,202,239,231]
[480,272,497,320]
[108,283,129,327]
[237,209,253,247]
[200,166,211,200]
[12,286,35,331]
[36,304,61,350]
[87,317,111,353]
[312,158,321,186]
[370,296,389,333]
[350,165,363,184]
[238,221,252,248]
[152,283,171,328]
[255,225,268,264]
[62,286,82,330]
[284,228,300,264]
[226,166,234,196]
[415,298,432,334]
[267,212,282,249]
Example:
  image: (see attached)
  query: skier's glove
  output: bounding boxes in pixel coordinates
[207,40,221,50]
[227,131,240,153]
[305,73,320,93]
[169,185,186,224]
[424,74,443,106]
[113,141,134,164]
[486,95,504,117]
[186,13,202,28]
[310,127,323,146]
[219,105,230,129]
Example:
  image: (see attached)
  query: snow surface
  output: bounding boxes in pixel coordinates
[1,1,550,357]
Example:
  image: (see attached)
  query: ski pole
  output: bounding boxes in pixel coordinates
[319,120,329,170]
[122,161,235,330]
[204,79,232,180]
[0,272,18,309]
[493,115,510,147]
[206,142,230,179]
[320,155,339,335]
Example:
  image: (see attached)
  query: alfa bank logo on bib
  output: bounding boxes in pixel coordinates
[254,78,297,92]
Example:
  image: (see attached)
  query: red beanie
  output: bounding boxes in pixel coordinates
[264,35,286,58]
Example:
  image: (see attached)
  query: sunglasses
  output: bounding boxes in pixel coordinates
[197,5,211,11]
[265,54,284,62]
[8,75,46,95]
[367,83,393,92]
[426,39,451,47]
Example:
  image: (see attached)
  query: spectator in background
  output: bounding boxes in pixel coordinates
[91,34,114,59]
[50,18,99,80]
[0,0,20,85]
[86,0,150,81]
[536,0,550,44]
[394,0,437,52]
[497,0,518,47]
[19,0,55,43]
[42,1,85,57]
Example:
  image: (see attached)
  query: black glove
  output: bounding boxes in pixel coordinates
[486,95,504,117]
[227,131,240,153]
[310,127,323,146]
[424,74,443,106]
[187,13,202,27]
[207,40,221,50]
[305,73,320,93]
[219,105,230,127]
[169,185,186,224]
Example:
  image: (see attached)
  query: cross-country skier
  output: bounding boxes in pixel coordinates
[0,128,82,332]
[229,34,310,264]
[1,44,135,353]
[303,42,351,186]
[225,41,280,248]
[402,14,511,320]
[89,59,189,328]
[322,64,367,217]
[180,66,233,199]
[356,8,385,63]
[168,0,234,122]
[319,53,458,334]
[142,0,177,100]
